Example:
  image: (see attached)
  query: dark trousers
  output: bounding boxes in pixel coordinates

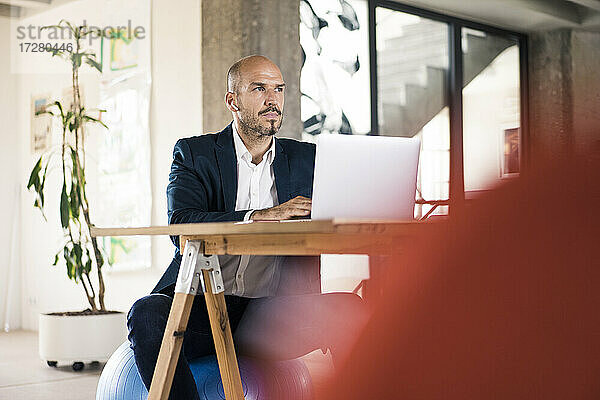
[127,292,367,400]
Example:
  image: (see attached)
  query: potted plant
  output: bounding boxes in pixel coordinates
[27,21,126,371]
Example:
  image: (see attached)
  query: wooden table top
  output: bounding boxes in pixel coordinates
[90,219,433,238]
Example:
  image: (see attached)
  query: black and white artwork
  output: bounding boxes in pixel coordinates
[300,0,370,140]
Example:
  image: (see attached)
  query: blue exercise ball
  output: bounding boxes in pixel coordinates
[96,342,314,400]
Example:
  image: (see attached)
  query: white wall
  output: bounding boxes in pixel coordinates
[0,16,23,332]
[12,0,202,331]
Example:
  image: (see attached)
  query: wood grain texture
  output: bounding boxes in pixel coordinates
[149,236,244,400]
[202,269,244,400]
[90,219,427,238]
[197,233,409,255]
[147,291,196,400]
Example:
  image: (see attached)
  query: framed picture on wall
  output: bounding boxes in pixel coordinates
[502,127,520,177]
[30,95,52,154]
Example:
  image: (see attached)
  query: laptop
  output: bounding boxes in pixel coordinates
[311,134,421,221]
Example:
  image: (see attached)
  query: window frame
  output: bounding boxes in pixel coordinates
[368,0,529,214]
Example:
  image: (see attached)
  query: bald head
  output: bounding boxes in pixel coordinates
[227,55,280,94]
[225,55,285,138]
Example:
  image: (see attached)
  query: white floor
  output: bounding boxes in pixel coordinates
[0,330,333,399]
[0,330,102,399]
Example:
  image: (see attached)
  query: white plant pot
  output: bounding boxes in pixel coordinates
[39,311,127,368]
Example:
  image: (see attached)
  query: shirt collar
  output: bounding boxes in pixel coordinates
[232,122,276,166]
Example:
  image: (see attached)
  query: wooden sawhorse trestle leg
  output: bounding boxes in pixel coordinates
[147,237,245,400]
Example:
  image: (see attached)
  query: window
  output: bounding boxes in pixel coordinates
[300,1,527,216]
[373,2,527,215]
[375,8,449,217]
[462,28,521,190]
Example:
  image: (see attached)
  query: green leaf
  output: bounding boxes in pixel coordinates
[73,243,83,270]
[82,114,108,129]
[60,183,70,229]
[52,101,65,120]
[52,252,59,266]
[27,156,48,218]
[69,179,80,219]
[39,158,50,208]
[72,243,85,281]
[85,55,102,73]
[50,49,62,57]
[64,247,74,279]
[70,146,80,175]
[34,108,55,117]
[27,156,42,189]
[96,249,104,268]
[69,149,86,206]
[72,53,82,69]
[59,20,76,36]
[65,243,83,282]
[83,248,93,273]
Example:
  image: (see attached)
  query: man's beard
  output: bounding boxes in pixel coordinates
[238,106,283,137]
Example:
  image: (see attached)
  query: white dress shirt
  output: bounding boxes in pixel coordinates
[219,124,282,297]
[233,125,279,220]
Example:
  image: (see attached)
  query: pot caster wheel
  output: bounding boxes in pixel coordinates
[72,362,84,371]
[47,361,58,367]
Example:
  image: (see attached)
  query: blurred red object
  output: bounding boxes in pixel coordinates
[325,153,600,399]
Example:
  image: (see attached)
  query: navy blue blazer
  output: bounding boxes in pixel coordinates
[152,123,319,296]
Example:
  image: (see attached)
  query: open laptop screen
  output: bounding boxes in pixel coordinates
[311,134,420,221]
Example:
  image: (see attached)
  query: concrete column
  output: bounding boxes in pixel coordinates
[202,0,302,139]
[571,30,600,153]
[528,30,574,156]
[528,29,600,157]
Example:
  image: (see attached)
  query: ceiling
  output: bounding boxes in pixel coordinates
[0,0,51,17]
[387,0,600,32]
[2,0,600,33]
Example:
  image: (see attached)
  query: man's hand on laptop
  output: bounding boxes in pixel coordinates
[251,196,312,221]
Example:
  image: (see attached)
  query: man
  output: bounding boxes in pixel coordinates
[127,55,366,399]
